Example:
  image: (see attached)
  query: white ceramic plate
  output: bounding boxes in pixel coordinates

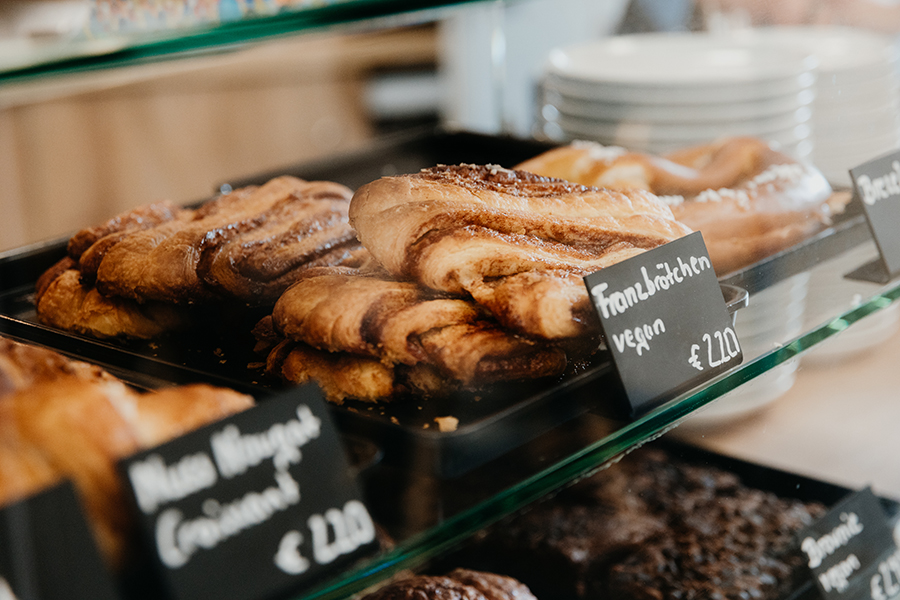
[545,31,817,87]
[555,112,810,143]
[550,105,812,136]
[751,26,898,80]
[543,70,816,104]
[816,72,899,100]
[542,87,814,123]
[814,96,900,122]
[817,131,900,157]
[814,112,900,140]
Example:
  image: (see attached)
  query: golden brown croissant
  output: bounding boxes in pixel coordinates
[515,137,834,274]
[0,335,114,396]
[349,164,691,339]
[0,338,254,568]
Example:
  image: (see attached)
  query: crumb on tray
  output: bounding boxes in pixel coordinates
[434,416,458,432]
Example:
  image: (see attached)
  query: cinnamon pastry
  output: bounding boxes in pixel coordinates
[35,260,190,339]
[349,164,690,339]
[264,264,568,402]
[67,201,181,263]
[90,176,357,304]
[36,175,364,338]
[515,137,834,274]
[271,341,401,403]
[195,179,366,303]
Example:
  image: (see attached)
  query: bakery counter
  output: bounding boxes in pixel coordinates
[295,279,900,600]
[677,304,900,501]
[2,129,899,600]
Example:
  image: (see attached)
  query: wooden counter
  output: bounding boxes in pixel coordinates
[676,306,900,500]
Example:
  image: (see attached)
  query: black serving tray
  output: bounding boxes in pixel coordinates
[0,127,871,479]
[0,236,616,478]
[0,246,744,480]
[429,438,900,600]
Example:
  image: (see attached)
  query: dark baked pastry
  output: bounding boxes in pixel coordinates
[361,569,537,600]
[600,449,824,600]
[464,447,825,600]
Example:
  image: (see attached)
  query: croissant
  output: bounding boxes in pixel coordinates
[0,335,114,395]
[515,137,834,274]
[349,164,691,339]
[0,338,254,568]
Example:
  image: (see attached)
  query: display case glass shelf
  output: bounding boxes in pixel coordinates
[0,0,474,83]
[3,3,900,599]
[294,270,900,600]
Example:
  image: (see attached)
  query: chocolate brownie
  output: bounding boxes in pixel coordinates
[465,447,825,600]
[603,486,822,600]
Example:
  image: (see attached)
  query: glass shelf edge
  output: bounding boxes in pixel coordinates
[293,278,900,600]
[0,0,481,85]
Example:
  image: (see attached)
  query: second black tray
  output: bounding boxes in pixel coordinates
[0,127,872,478]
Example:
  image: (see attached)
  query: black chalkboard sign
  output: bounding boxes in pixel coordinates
[119,385,377,600]
[0,481,119,600]
[799,488,898,600]
[584,231,742,415]
[847,151,900,283]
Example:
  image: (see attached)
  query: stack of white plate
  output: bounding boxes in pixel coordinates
[753,26,900,187]
[536,31,818,159]
[683,273,810,428]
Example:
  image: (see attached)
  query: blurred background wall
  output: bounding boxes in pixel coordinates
[1,0,678,252]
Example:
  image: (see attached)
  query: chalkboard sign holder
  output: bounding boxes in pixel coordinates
[0,481,120,600]
[845,258,891,284]
[845,151,900,284]
[799,487,898,600]
[119,385,378,600]
[584,232,743,417]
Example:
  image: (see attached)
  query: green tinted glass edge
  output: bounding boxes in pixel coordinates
[295,280,900,600]
[0,0,481,84]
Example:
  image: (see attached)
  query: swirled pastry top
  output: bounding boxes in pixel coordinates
[516,137,834,274]
[350,164,690,279]
[73,176,362,305]
[349,165,691,339]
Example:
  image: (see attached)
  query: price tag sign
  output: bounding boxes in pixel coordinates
[799,488,899,600]
[0,481,119,600]
[847,151,900,283]
[119,385,377,600]
[583,231,742,415]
